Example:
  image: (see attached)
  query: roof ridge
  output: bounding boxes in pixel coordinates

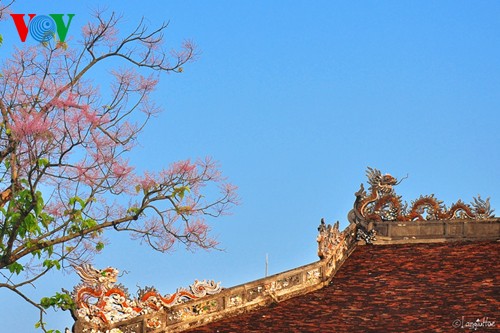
[70,168,499,332]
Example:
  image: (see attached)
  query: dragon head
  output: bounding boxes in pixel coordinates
[74,264,119,291]
[99,267,118,286]
[366,167,398,194]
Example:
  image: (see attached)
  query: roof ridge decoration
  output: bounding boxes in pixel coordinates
[70,222,358,333]
[348,167,495,242]
[71,264,221,331]
[317,218,343,259]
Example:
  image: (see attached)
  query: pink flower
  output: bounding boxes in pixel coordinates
[10,111,50,139]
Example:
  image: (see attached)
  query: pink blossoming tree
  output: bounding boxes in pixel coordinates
[0,9,238,332]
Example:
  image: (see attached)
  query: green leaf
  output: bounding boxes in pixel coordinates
[9,212,21,222]
[40,297,52,308]
[176,206,193,214]
[42,259,61,270]
[23,213,41,235]
[68,196,86,209]
[96,242,105,251]
[172,185,190,200]
[40,212,54,229]
[32,249,42,259]
[7,262,24,274]
[46,245,54,257]
[37,158,49,168]
[34,191,45,216]
[40,292,75,311]
[82,218,97,229]
[127,206,140,215]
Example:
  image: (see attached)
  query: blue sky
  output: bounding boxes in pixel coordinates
[1,1,499,331]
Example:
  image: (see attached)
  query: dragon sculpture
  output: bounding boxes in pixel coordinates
[72,264,222,328]
[349,167,494,225]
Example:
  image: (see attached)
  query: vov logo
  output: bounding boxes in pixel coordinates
[10,14,75,43]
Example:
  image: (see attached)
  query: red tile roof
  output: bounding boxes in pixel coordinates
[186,241,500,332]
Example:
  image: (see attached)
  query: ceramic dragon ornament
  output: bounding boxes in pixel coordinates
[349,167,494,225]
[72,264,222,329]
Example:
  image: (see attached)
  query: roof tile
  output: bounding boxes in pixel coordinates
[186,241,499,332]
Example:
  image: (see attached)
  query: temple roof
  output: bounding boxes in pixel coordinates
[70,168,499,333]
[185,241,500,332]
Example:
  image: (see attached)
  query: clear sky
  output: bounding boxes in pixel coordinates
[1,1,499,331]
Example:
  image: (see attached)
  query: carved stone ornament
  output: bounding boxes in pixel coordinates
[72,264,221,329]
[356,228,377,244]
[349,167,495,224]
[317,218,343,259]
